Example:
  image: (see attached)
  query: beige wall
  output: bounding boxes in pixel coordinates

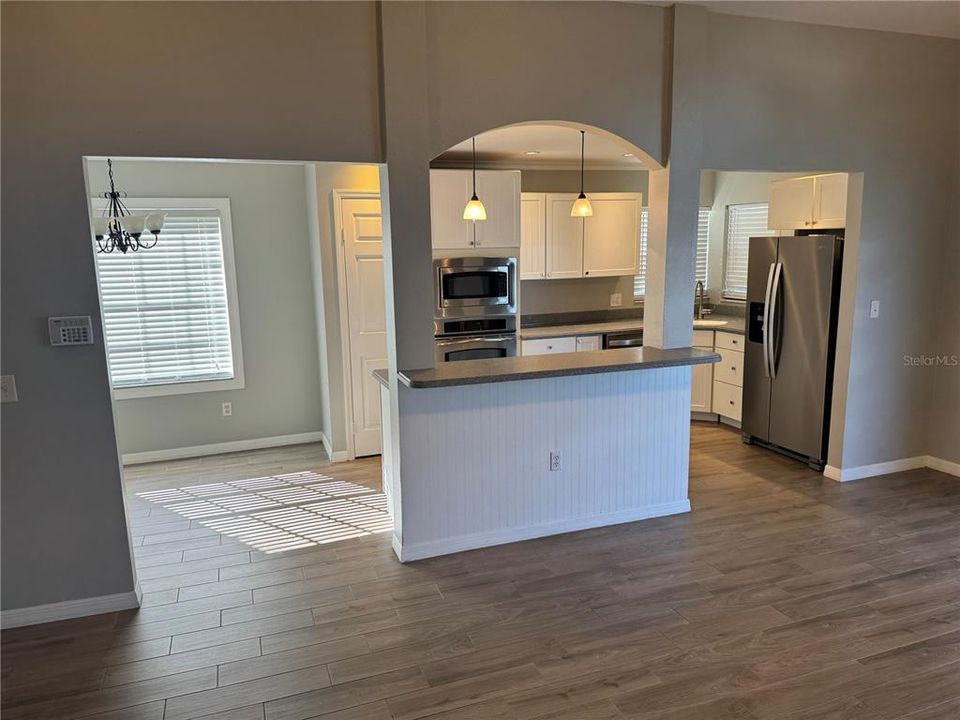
[704,171,805,305]
[304,163,382,456]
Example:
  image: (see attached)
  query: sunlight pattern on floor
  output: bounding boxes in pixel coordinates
[136,470,391,553]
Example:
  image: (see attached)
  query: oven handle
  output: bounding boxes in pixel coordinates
[435,334,516,346]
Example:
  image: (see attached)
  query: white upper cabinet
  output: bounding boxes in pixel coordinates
[769,176,816,232]
[474,171,521,248]
[582,193,641,277]
[430,170,475,249]
[429,169,520,250]
[813,173,848,229]
[769,173,848,231]
[545,194,584,279]
[519,193,546,279]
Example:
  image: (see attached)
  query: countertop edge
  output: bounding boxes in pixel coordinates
[372,369,390,388]
[398,348,720,389]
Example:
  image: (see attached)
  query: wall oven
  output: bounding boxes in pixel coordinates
[434,257,517,319]
[435,333,517,363]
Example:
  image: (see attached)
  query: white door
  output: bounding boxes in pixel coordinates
[430,170,474,249]
[813,173,848,228]
[768,176,815,231]
[519,193,546,279]
[545,194,583,279]
[583,194,641,277]
[341,197,387,457]
[474,171,521,248]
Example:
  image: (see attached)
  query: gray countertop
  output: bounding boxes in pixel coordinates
[373,369,389,388]
[519,314,745,340]
[397,346,720,389]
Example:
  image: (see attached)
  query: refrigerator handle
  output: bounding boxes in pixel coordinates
[762,262,776,378]
[768,262,783,379]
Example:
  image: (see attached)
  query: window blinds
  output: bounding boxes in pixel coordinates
[94,210,236,389]
[722,203,773,300]
[634,207,710,298]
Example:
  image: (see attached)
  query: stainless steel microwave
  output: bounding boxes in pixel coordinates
[434,257,517,319]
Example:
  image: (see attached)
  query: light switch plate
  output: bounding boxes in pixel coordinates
[869,300,880,319]
[1,375,19,403]
[610,293,622,307]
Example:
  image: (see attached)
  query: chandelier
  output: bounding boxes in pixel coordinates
[93,159,164,253]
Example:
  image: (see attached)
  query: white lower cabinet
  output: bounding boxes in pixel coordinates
[712,331,744,422]
[691,331,714,413]
[691,363,713,413]
[575,335,601,352]
[713,379,742,422]
[521,336,577,356]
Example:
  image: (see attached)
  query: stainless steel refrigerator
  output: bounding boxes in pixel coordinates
[742,234,843,470]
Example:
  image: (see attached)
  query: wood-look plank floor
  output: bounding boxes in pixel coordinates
[3,425,959,720]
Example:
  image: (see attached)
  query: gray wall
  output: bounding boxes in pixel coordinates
[699,13,959,469]
[2,0,957,616]
[1,0,381,612]
[304,163,382,456]
[85,159,323,457]
[926,125,960,466]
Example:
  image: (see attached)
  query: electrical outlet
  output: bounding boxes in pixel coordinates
[1,375,19,403]
[869,300,880,319]
[222,402,232,417]
[610,293,622,307]
[549,451,562,472]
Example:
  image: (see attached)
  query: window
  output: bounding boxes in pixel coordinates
[92,198,244,399]
[722,202,774,301]
[634,207,710,298]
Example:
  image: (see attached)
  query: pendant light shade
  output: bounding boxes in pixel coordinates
[571,130,593,218]
[463,137,487,221]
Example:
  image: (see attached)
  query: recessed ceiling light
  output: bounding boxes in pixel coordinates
[623,153,634,157]
[524,150,541,156]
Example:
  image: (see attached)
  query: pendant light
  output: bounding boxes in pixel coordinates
[570,130,594,217]
[463,137,487,221]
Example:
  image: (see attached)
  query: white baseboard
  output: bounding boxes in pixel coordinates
[824,455,959,482]
[1,587,141,629]
[925,455,960,478]
[394,500,691,562]
[319,431,350,463]
[122,432,326,466]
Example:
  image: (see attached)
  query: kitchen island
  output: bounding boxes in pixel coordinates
[378,347,719,562]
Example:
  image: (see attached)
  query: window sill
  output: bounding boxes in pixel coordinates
[113,376,245,401]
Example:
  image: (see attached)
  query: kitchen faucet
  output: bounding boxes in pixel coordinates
[695,280,706,320]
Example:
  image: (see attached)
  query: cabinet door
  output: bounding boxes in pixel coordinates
[575,335,601,352]
[813,173,848,228]
[583,194,641,277]
[522,336,577,356]
[475,171,521,248]
[545,194,583,279]
[519,193,546,279]
[713,380,742,422]
[691,364,713,413]
[768,176,815,231]
[430,170,475,249]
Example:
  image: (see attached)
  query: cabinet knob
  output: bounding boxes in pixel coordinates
[731,366,736,371]
[729,400,734,405]
[585,271,590,276]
